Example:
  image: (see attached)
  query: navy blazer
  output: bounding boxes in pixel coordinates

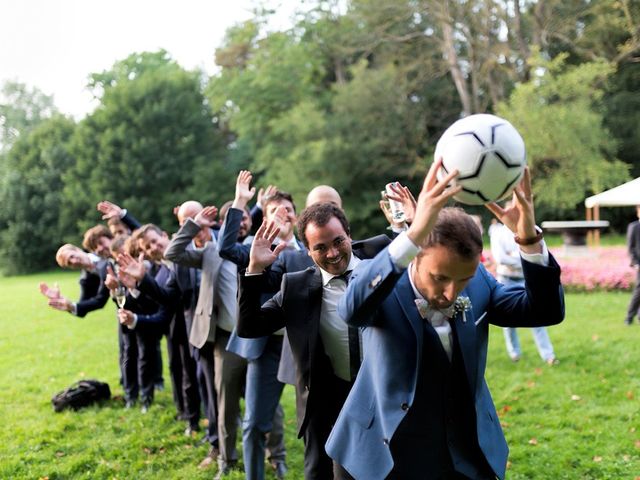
[75,259,111,317]
[326,244,565,479]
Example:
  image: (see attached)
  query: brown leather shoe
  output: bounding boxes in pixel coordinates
[198,446,219,469]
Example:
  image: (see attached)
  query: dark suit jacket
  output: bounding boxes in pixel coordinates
[75,260,111,317]
[137,261,197,345]
[237,235,392,437]
[627,220,640,266]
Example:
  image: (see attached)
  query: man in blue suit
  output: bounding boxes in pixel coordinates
[326,162,565,479]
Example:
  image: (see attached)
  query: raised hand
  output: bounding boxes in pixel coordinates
[406,158,461,247]
[118,253,146,282]
[485,167,540,251]
[118,309,135,327]
[104,264,120,291]
[233,170,256,210]
[97,200,123,220]
[247,220,288,273]
[48,296,73,313]
[385,182,417,224]
[39,282,61,300]
[257,185,278,209]
[194,206,218,229]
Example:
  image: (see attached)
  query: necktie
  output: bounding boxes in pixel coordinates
[335,271,360,381]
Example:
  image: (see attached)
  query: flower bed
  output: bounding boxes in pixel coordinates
[482,246,636,292]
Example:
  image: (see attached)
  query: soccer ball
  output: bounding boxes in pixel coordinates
[434,113,526,205]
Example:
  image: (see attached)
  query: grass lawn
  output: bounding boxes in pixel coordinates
[1,270,639,479]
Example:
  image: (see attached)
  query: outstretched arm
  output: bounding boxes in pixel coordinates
[164,209,216,268]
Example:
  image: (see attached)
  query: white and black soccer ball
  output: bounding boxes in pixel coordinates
[434,113,526,205]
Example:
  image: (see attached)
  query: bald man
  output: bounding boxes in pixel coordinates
[178,201,213,248]
[305,185,342,208]
[173,200,219,465]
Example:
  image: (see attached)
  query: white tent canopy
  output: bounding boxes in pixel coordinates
[584,177,640,208]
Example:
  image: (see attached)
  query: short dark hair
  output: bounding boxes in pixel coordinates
[297,203,350,248]
[421,207,482,260]
[263,191,296,214]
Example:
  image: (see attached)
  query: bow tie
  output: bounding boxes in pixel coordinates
[414,298,456,323]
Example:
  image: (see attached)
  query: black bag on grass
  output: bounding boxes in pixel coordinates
[51,379,111,412]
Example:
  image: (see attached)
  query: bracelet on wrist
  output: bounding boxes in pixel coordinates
[514,226,543,246]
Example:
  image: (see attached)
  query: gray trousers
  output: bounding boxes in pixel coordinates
[214,328,247,464]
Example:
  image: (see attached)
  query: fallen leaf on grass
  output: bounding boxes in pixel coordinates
[623,455,630,461]
[626,391,634,400]
[571,394,581,401]
[500,405,512,415]
[534,368,543,376]
[143,447,153,455]
[527,380,536,388]
[592,334,599,341]
[38,477,49,480]
[55,451,65,457]
[528,438,538,445]
[635,440,640,449]
[593,456,602,462]
[506,461,512,470]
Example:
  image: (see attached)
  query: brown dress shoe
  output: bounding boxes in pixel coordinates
[198,446,219,469]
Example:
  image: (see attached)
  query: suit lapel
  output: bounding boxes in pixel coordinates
[306,268,324,366]
[394,273,425,358]
[395,274,479,392]
[452,289,478,392]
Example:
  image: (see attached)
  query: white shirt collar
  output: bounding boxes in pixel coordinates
[319,254,361,287]
[408,261,426,301]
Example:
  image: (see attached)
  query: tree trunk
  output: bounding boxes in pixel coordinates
[438,1,472,116]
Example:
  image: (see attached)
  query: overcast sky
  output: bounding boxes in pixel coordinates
[0,0,301,119]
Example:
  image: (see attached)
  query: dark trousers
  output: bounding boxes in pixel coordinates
[626,269,640,322]
[303,375,354,480]
[198,340,220,447]
[137,328,160,404]
[154,335,164,387]
[120,325,158,403]
[120,325,139,402]
[167,325,201,427]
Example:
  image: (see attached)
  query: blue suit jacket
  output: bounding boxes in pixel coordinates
[218,207,304,361]
[326,245,565,480]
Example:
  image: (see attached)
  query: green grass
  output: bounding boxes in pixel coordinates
[1,272,639,478]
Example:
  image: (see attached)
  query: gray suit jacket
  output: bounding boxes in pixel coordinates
[164,219,223,349]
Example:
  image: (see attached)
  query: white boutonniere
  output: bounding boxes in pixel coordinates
[454,296,472,322]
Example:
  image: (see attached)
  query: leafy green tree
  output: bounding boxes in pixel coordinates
[0,116,75,274]
[497,53,629,219]
[63,51,231,237]
[0,81,57,152]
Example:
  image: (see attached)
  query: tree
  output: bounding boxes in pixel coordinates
[497,53,630,219]
[0,81,57,152]
[0,116,75,274]
[63,52,231,237]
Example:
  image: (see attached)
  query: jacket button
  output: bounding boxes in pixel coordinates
[401,403,409,411]
[382,438,389,446]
